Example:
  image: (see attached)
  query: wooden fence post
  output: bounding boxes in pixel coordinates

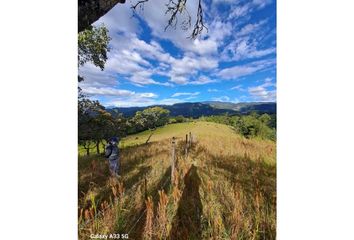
[171,137,176,184]
[144,176,148,200]
[189,132,192,147]
[185,134,188,159]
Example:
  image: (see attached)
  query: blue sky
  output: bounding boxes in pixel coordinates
[79,0,276,107]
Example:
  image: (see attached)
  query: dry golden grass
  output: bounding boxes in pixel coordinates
[78,121,276,240]
[143,196,154,240]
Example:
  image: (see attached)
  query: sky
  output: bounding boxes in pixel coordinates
[79,0,276,107]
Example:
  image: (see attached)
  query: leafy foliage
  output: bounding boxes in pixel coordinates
[128,107,170,134]
[78,25,111,70]
[78,98,127,155]
[200,113,276,141]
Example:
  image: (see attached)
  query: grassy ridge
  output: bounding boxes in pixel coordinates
[78,121,276,239]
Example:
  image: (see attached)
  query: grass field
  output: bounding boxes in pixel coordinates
[78,121,276,239]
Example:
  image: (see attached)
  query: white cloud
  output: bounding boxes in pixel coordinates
[82,87,135,97]
[261,77,275,87]
[79,63,118,88]
[212,0,235,4]
[190,76,217,85]
[171,92,200,97]
[190,38,218,55]
[169,56,218,84]
[231,84,245,91]
[94,3,140,34]
[208,88,219,92]
[80,33,176,87]
[236,19,268,37]
[82,86,158,98]
[228,0,272,20]
[221,19,275,61]
[229,4,251,19]
[105,97,184,107]
[253,0,272,9]
[217,59,275,80]
[248,77,276,101]
[208,20,233,41]
[85,31,219,86]
[248,86,275,101]
[82,86,162,107]
[212,96,230,102]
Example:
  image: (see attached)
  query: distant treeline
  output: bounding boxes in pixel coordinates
[79,99,276,155]
[108,102,276,118]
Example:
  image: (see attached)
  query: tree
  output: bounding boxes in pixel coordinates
[259,113,271,126]
[79,0,206,39]
[91,109,127,154]
[141,107,170,129]
[175,115,186,123]
[78,24,111,100]
[78,98,103,155]
[131,107,170,133]
[78,25,111,70]
[78,0,126,32]
[78,98,127,155]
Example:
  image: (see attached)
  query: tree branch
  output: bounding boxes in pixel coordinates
[131,0,149,11]
[189,0,208,39]
[131,0,206,39]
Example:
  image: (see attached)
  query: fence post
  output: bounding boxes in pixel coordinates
[189,132,192,148]
[171,137,176,184]
[185,134,188,159]
[144,176,148,200]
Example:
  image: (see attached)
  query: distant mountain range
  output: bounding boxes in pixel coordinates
[107,101,276,118]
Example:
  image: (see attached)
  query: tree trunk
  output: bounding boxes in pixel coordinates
[96,140,100,154]
[145,132,154,144]
[78,0,126,32]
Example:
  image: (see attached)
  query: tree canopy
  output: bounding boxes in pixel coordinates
[130,107,170,132]
[78,25,111,70]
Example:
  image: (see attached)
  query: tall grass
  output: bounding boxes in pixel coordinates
[78,121,276,239]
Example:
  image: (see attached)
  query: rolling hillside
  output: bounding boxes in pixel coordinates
[107,102,276,118]
[78,122,276,239]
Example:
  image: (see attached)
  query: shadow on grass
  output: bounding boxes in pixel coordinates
[169,164,203,240]
[125,166,172,240]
